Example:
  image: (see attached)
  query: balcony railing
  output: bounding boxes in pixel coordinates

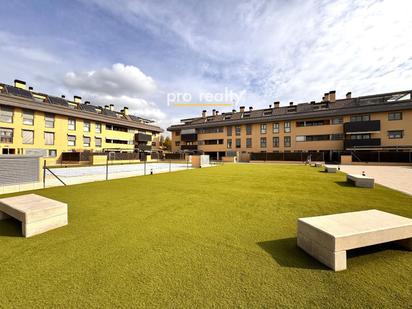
[344,120,380,133]
[181,133,198,142]
[136,144,152,151]
[135,133,152,142]
[344,138,381,149]
[181,144,198,150]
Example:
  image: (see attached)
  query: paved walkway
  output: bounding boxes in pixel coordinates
[337,165,412,196]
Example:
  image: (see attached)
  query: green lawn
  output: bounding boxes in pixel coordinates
[0,164,411,308]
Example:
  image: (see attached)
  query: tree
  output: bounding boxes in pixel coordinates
[163,136,172,151]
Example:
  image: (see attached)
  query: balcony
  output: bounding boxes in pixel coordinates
[181,144,198,150]
[181,133,198,142]
[344,138,381,149]
[136,144,152,151]
[344,120,380,133]
[135,133,151,142]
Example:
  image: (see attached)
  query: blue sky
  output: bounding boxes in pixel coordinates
[1,0,412,131]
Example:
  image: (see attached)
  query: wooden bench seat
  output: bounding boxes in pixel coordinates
[347,173,374,188]
[297,210,412,271]
[0,194,68,237]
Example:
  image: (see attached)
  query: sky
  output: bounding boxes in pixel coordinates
[1,0,412,133]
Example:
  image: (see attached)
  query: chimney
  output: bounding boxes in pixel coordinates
[324,93,330,101]
[346,92,352,99]
[104,105,109,110]
[274,101,280,108]
[289,102,293,106]
[212,109,216,116]
[232,109,236,113]
[123,106,129,115]
[310,101,316,104]
[269,105,272,108]
[216,110,219,115]
[84,101,90,105]
[74,95,82,103]
[240,106,245,112]
[202,110,206,118]
[249,106,253,111]
[329,90,336,103]
[61,95,66,99]
[109,104,114,111]
[14,79,26,90]
[28,86,33,92]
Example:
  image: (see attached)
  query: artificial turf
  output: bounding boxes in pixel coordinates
[0,164,411,308]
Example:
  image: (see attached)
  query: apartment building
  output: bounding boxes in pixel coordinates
[0,80,162,164]
[168,89,412,161]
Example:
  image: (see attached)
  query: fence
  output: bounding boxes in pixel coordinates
[250,152,325,162]
[350,151,412,163]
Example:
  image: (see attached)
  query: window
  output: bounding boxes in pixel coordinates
[45,114,54,128]
[22,130,34,144]
[44,132,55,145]
[198,127,223,134]
[273,123,279,133]
[246,138,252,148]
[350,134,371,140]
[0,127,13,143]
[83,136,91,147]
[388,130,403,139]
[296,135,305,142]
[0,105,13,123]
[332,117,343,124]
[235,138,241,148]
[84,121,90,132]
[68,135,76,146]
[297,120,330,127]
[260,137,267,148]
[23,110,34,125]
[388,112,402,121]
[260,124,267,134]
[351,114,370,122]
[95,137,102,148]
[273,136,279,147]
[246,125,252,135]
[284,122,291,133]
[284,136,291,147]
[331,133,344,140]
[95,123,102,133]
[305,135,330,141]
[48,149,57,157]
[235,126,241,136]
[68,118,76,130]
[175,141,180,146]
[227,126,232,136]
[227,139,232,149]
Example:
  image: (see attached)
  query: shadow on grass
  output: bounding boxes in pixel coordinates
[347,241,406,259]
[0,218,22,237]
[257,237,326,270]
[335,181,354,187]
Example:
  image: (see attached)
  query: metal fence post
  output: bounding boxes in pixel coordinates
[106,153,109,180]
[43,160,46,189]
[144,159,146,175]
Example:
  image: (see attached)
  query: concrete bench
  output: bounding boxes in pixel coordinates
[0,194,68,237]
[347,173,374,188]
[324,165,337,173]
[309,162,324,167]
[297,210,412,271]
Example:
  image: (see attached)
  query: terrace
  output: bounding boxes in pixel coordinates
[0,164,411,307]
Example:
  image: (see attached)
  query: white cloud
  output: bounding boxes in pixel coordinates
[63,63,165,123]
[64,63,156,96]
[96,94,166,121]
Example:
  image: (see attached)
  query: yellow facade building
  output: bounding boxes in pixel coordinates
[168,90,412,162]
[0,80,162,165]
